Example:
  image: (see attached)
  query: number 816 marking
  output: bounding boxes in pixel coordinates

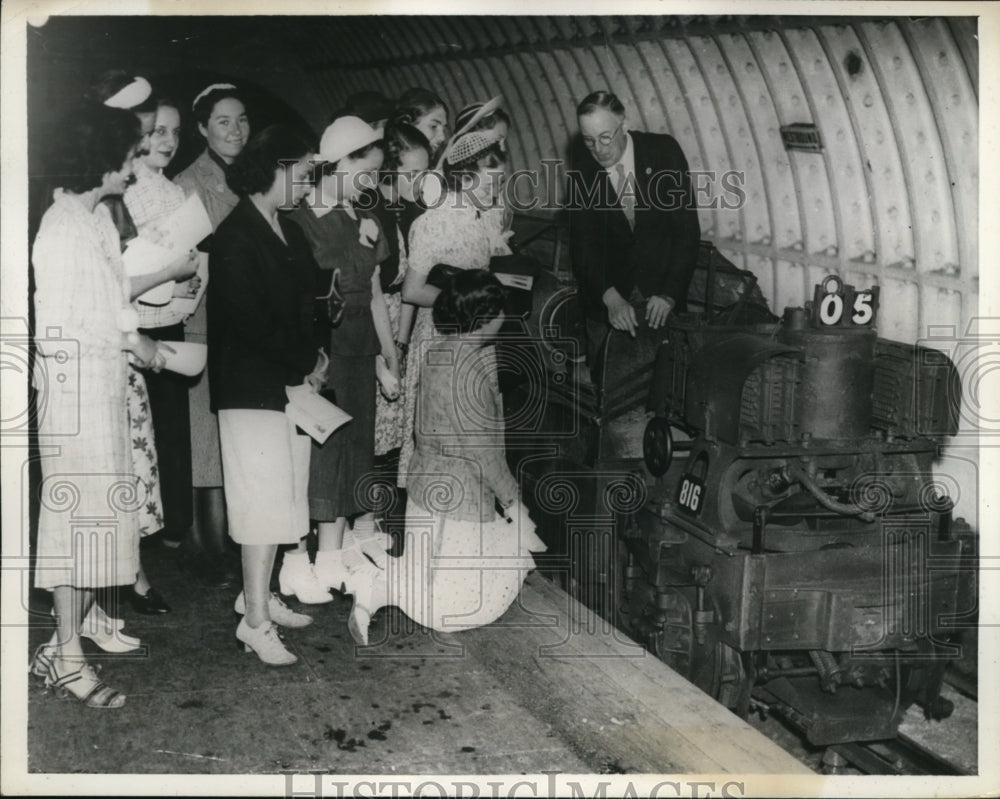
[678,477,703,515]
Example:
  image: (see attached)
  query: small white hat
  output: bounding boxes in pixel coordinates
[319,116,381,165]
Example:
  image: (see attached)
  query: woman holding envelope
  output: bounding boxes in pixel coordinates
[287,116,401,601]
[30,104,170,706]
[208,124,325,666]
[124,93,205,612]
[92,71,201,618]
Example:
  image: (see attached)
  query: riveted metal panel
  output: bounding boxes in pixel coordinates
[946,17,978,96]
[663,37,732,243]
[654,52,712,240]
[858,21,959,279]
[716,34,798,252]
[750,30,837,257]
[783,26,874,263]
[633,41,675,136]
[689,35,766,251]
[819,23,914,268]
[902,17,978,285]
[506,49,561,210]
[879,276,920,342]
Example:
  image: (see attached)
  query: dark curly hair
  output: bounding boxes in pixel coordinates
[378,121,431,184]
[192,85,246,129]
[442,141,506,194]
[432,269,506,335]
[48,104,141,193]
[227,124,316,196]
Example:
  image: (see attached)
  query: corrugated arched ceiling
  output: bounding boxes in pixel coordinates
[28,14,979,342]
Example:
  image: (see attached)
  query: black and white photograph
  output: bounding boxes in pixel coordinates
[1,1,997,796]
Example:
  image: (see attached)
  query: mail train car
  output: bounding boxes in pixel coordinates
[515,268,977,747]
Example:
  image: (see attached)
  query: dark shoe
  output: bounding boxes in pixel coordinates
[129,586,171,615]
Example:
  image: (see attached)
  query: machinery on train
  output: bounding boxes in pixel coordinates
[509,247,977,747]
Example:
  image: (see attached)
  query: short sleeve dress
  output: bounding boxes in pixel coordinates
[290,203,389,521]
[396,192,507,487]
[32,191,142,589]
[363,187,424,456]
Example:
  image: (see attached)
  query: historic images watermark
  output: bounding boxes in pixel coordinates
[282,772,748,798]
[282,159,747,215]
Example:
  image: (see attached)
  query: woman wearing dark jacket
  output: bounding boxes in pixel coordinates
[208,124,325,666]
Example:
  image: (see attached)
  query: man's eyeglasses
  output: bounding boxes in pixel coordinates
[582,123,623,150]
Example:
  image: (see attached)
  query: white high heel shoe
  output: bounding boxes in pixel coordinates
[234,591,313,628]
[236,618,297,667]
[277,550,334,604]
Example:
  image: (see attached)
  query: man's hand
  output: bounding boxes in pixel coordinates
[602,287,638,337]
[646,295,675,330]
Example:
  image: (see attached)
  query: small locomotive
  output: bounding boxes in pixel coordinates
[514,255,977,747]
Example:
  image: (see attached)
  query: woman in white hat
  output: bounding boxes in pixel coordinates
[396,130,512,489]
[283,116,401,601]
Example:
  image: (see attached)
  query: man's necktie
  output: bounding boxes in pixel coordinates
[615,162,635,230]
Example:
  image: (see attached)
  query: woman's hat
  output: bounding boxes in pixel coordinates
[436,95,503,169]
[454,95,503,137]
[319,115,381,165]
[103,76,152,110]
[444,131,497,166]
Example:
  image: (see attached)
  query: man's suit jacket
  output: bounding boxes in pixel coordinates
[567,130,700,321]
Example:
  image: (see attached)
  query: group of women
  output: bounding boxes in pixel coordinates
[30,75,541,706]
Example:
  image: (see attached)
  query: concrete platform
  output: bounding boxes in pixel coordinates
[24,538,810,777]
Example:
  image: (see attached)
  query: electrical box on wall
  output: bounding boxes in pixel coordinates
[780,123,823,152]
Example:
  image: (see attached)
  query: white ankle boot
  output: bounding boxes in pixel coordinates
[313,547,376,593]
[236,617,297,666]
[234,591,313,628]
[343,519,392,568]
[277,551,333,604]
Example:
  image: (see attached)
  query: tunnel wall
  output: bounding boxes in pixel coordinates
[292,16,978,345]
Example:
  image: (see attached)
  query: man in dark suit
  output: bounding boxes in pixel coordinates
[567,90,700,368]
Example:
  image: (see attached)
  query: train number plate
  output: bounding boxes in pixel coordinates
[677,474,705,516]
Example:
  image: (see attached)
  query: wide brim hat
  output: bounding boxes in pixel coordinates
[453,95,503,137]
[319,115,381,165]
[436,95,504,169]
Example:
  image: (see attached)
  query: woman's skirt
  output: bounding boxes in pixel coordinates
[218,409,310,545]
[309,352,376,520]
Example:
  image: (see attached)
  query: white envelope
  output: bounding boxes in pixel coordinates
[285,384,352,444]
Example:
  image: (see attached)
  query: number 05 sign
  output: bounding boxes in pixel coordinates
[811,275,880,328]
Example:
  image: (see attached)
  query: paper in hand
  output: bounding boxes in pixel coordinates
[285,384,352,444]
[123,194,213,305]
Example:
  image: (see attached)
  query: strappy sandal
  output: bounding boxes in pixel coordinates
[44,658,126,709]
[29,643,56,679]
